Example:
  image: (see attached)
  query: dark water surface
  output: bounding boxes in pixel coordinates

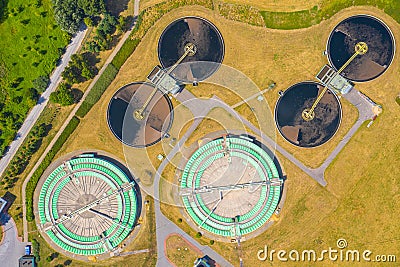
[275,82,342,148]
[107,82,173,148]
[158,16,224,83]
[327,15,395,82]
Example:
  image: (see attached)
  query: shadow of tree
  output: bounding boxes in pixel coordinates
[105,0,130,16]
[0,0,9,24]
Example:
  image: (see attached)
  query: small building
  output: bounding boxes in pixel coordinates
[147,65,183,95]
[19,255,36,267]
[316,65,353,94]
[0,197,7,213]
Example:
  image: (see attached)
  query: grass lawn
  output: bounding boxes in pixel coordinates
[261,0,400,29]
[0,0,69,154]
[139,0,166,11]
[220,0,321,12]
[165,234,203,266]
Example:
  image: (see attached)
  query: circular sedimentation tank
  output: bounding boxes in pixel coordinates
[35,154,139,256]
[107,82,173,148]
[327,14,395,82]
[158,16,225,83]
[180,136,283,239]
[275,81,342,148]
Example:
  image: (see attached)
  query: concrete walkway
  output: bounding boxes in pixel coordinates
[0,28,88,178]
[0,213,27,267]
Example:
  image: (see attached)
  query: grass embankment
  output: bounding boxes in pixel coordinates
[219,0,321,12]
[0,0,69,155]
[26,116,80,221]
[261,0,400,29]
[0,102,73,235]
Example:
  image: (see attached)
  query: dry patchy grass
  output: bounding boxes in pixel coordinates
[165,234,202,266]
[219,0,322,12]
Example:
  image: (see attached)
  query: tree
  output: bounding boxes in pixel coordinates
[98,13,118,36]
[116,16,126,32]
[52,0,84,33]
[33,75,49,93]
[23,88,39,106]
[50,83,74,106]
[62,53,96,84]
[84,17,93,27]
[61,64,81,84]
[78,0,105,17]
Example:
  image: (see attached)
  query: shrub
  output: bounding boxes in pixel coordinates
[33,75,50,93]
[177,218,183,223]
[1,123,48,189]
[210,240,214,245]
[50,83,74,106]
[195,232,202,238]
[111,38,140,69]
[84,17,93,27]
[76,64,118,117]
[31,239,40,261]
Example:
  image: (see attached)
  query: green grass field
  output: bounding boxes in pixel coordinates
[0,0,69,154]
[261,0,400,29]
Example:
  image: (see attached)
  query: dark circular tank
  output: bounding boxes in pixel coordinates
[107,82,174,148]
[158,16,224,83]
[327,14,395,82]
[275,82,342,148]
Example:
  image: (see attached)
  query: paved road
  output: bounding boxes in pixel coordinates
[316,89,375,172]
[0,213,27,267]
[0,28,87,178]
[21,11,140,242]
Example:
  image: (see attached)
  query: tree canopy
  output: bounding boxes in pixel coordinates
[52,0,106,33]
[78,0,105,17]
[62,53,96,84]
[50,83,74,106]
[33,75,50,93]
